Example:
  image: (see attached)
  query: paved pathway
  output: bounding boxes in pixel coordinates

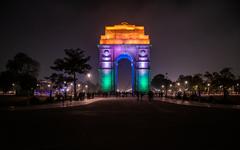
[2,96,240,111]
[155,97,240,109]
[3,97,107,111]
[1,97,240,150]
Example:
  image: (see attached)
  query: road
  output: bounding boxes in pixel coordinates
[1,98,240,150]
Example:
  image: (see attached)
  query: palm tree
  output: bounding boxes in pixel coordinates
[51,48,91,99]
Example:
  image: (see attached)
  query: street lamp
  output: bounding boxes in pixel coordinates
[184,81,188,85]
[177,82,180,86]
[207,83,210,95]
[85,85,88,93]
[47,84,52,99]
[87,73,91,79]
[169,84,172,87]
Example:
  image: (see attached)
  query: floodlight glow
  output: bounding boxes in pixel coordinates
[100,22,150,45]
[99,23,151,92]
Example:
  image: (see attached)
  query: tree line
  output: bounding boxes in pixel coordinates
[151,68,240,97]
[0,48,91,98]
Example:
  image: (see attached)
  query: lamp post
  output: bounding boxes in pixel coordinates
[77,83,81,89]
[207,83,210,95]
[184,81,188,91]
[47,84,52,99]
[85,84,88,93]
[87,73,91,79]
[161,85,165,96]
[177,82,180,92]
[63,81,67,100]
[86,73,91,92]
[12,83,16,95]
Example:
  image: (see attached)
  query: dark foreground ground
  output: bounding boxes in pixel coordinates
[1,98,240,150]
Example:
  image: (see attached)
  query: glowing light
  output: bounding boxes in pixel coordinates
[207,83,210,87]
[77,84,81,87]
[101,62,112,68]
[100,69,113,92]
[138,62,149,69]
[100,22,150,45]
[177,82,180,86]
[138,69,149,92]
[169,84,172,87]
[87,73,91,78]
[185,81,188,84]
[47,84,51,88]
[98,23,151,92]
[161,85,165,88]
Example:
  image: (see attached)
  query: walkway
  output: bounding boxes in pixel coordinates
[155,97,240,109]
[3,97,108,111]
[2,96,240,111]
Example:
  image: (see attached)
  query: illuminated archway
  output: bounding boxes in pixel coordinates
[98,22,151,93]
[115,53,135,92]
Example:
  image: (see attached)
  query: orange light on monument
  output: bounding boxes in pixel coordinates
[100,22,150,44]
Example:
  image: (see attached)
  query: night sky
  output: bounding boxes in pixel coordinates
[0,0,240,89]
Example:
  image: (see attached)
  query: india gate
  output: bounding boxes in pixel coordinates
[98,22,151,93]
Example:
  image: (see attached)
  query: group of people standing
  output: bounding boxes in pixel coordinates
[135,90,154,102]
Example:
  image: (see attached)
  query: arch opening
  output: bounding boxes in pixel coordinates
[115,54,135,92]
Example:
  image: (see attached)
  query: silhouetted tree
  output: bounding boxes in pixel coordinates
[151,74,172,96]
[235,76,240,94]
[219,68,235,88]
[204,68,235,97]
[0,52,39,95]
[6,52,39,77]
[0,71,16,93]
[177,75,192,90]
[192,74,204,96]
[45,73,73,91]
[51,48,91,99]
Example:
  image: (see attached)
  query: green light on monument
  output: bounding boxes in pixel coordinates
[100,69,113,92]
[138,69,149,92]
